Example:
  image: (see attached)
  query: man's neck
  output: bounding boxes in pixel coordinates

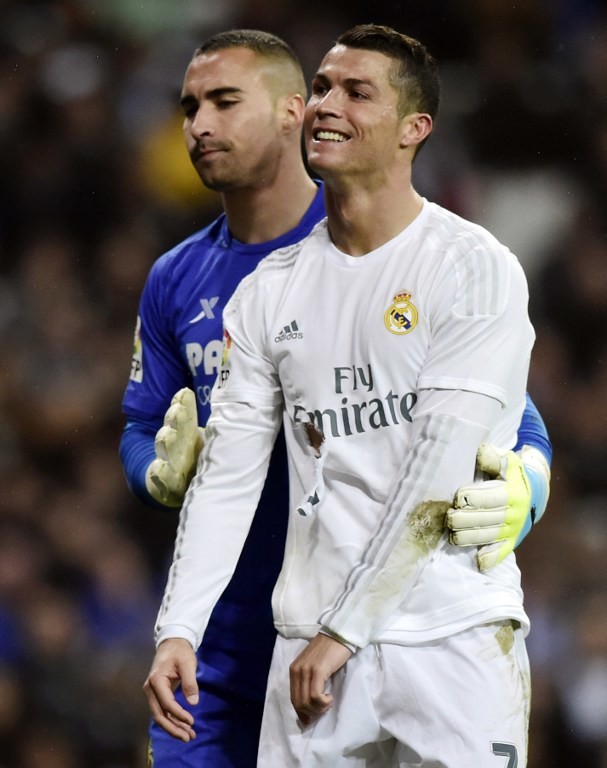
[323,176,423,257]
[222,166,318,245]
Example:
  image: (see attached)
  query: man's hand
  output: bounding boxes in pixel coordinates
[447,443,551,571]
[143,638,199,742]
[145,388,205,507]
[289,633,352,727]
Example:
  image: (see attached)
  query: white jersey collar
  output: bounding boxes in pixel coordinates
[324,198,430,268]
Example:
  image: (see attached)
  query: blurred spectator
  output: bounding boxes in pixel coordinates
[0,665,25,767]
[564,592,607,738]
[531,202,607,499]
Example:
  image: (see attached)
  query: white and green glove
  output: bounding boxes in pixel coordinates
[447,443,551,572]
[145,388,206,508]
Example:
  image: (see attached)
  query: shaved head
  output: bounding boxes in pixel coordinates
[194,29,306,103]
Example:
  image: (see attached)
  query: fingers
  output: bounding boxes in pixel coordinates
[452,479,508,513]
[449,507,506,529]
[144,677,197,742]
[149,458,185,502]
[154,424,178,464]
[157,405,199,468]
[450,444,538,572]
[475,443,506,477]
[148,418,197,507]
[477,540,515,572]
[289,634,352,727]
[290,661,333,726]
[165,389,198,439]
[172,387,197,418]
[144,639,199,742]
[447,480,509,548]
[165,402,194,436]
[447,481,508,545]
[449,522,505,547]
[143,668,197,742]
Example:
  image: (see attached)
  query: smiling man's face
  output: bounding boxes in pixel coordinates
[304,44,405,182]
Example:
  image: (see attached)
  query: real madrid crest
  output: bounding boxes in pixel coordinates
[384,291,418,335]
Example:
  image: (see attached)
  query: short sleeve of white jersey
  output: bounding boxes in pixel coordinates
[417,232,533,406]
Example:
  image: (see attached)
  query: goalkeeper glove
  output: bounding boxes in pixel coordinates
[446,443,551,572]
[145,388,205,508]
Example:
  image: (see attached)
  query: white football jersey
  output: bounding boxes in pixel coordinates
[156,199,535,651]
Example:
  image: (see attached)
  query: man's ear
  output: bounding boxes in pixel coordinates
[399,112,433,150]
[280,93,306,135]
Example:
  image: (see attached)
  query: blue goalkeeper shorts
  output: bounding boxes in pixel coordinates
[147,442,286,768]
[147,681,263,768]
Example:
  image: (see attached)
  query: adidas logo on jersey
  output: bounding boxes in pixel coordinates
[274,320,303,343]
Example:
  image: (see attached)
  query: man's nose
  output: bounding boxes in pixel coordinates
[189,106,214,138]
[315,90,341,117]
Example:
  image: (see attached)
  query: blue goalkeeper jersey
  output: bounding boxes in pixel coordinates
[122,185,326,700]
[121,181,551,703]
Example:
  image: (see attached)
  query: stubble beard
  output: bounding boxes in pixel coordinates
[193,157,242,193]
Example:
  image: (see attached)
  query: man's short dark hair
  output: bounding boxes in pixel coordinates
[337,24,440,122]
[194,29,306,99]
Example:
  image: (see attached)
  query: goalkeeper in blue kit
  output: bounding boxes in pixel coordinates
[120,29,551,768]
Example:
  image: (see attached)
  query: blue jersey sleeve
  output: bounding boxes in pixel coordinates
[514,393,552,465]
[513,392,552,538]
[119,416,167,508]
[120,250,197,509]
[122,255,193,423]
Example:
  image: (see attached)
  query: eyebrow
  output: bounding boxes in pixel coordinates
[312,72,379,93]
[179,86,244,108]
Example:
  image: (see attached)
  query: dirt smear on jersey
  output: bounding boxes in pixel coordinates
[359,500,448,625]
[496,622,515,655]
[407,500,450,554]
[304,422,324,457]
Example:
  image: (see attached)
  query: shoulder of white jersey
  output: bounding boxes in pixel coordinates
[423,202,526,317]
[225,219,328,317]
[424,201,511,254]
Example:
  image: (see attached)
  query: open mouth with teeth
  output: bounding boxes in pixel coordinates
[314,130,349,142]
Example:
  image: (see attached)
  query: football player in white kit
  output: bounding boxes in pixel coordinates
[146,24,538,767]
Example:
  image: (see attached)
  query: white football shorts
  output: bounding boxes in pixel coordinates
[259,621,529,768]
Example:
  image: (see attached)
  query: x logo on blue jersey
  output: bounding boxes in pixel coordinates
[189,296,219,323]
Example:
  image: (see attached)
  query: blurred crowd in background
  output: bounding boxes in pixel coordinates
[0,0,606,765]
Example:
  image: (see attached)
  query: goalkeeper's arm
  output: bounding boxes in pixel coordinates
[447,393,552,571]
[120,388,205,509]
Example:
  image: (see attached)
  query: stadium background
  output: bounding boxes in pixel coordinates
[0,0,606,765]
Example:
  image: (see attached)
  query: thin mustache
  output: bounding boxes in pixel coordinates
[191,143,228,161]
